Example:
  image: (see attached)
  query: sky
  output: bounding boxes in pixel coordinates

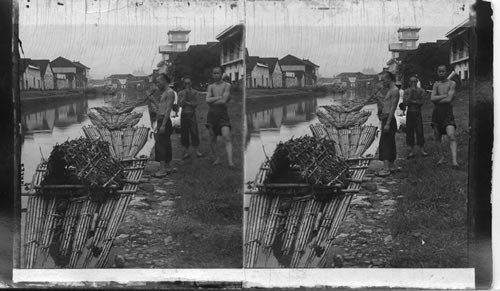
[20,0,244,79]
[20,0,471,79]
[245,0,472,77]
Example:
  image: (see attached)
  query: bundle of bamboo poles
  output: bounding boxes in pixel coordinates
[42,138,124,188]
[88,109,143,131]
[82,126,150,160]
[22,157,148,269]
[268,136,351,187]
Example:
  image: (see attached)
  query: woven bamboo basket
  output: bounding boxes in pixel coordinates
[83,125,150,160]
[22,156,148,269]
[88,109,143,131]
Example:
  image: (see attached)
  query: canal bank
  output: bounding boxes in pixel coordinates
[20,88,119,102]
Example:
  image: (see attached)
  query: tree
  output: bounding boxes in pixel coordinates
[399,41,451,89]
[171,43,221,90]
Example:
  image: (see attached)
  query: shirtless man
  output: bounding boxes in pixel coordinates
[430,65,459,168]
[154,73,177,177]
[206,66,234,167]
[377,71,401,177]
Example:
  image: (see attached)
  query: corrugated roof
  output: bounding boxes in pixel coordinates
[29,59,51,75]
[259,57,280,73]
[216,24,244,40]
[107,74,134,79]
[302,59,319,68]
[280,54,319,68]
[334,72,365,79]
[51,56,77,68]
[20,58,31,73]
[246,56,269,72]
[73,61,90,70]
[446,19,472,38]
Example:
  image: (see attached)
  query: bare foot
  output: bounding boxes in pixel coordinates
[228,162,236,169]
[212,158,221,166]
[436,157,445,166]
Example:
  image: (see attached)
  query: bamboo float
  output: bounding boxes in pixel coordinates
[290,200,321,267]
[68,200,98,268]
[261,196,281,254]
[39,198,56,264]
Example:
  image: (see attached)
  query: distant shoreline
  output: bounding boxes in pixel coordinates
[246,88,325,100]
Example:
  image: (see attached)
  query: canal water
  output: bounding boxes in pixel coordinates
[243,90,382,267]
[20,90,154,268]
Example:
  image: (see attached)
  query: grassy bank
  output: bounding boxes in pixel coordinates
[163,91,243,267]
[20,88,113,101]
[388,85,469,267]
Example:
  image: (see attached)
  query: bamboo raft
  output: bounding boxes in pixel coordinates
[23,100,152,269]
[22,156,148,269]
[82,125,150,160]
[244,123,379,268]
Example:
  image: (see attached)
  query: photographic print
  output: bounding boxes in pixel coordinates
[244,0,477,269]
[17,0,244,270]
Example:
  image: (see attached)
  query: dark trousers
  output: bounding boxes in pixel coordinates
[149,111,157,127]
[180,112,200,148]
[406,110,425,147]
[379,117,397,162]
[155,118,173,163]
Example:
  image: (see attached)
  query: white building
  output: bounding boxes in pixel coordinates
[387,27,421,86]
[260,57,283,88]
[216,24,245,84]
[246,56,270,88]
[20,59,42,90]
[158,28,190,74]
[445,19,473,81]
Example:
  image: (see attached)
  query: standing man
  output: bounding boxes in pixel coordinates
[206,66,234,168]
[154,73,176,177]
[141,77,161,126]
[402,76,429,159]
[178,77,204,159]
[377,71,401,177]
[430,65,459,168]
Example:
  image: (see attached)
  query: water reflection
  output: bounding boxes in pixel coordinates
[22,99,89,133]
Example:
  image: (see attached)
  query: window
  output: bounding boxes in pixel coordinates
[254,78,256,88]
[25,80,28,89]
[464,70,468,81]
[261,75,264,85]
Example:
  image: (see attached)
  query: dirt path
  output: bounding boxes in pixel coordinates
[326,160,401,268]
